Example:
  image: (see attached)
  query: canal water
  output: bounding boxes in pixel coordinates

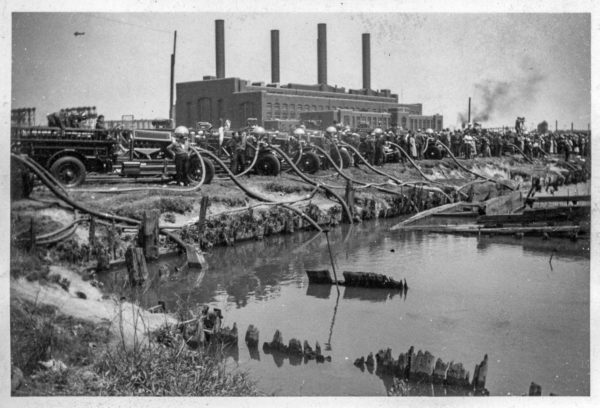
[103,216,590,396]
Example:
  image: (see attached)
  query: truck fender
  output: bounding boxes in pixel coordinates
[46,149,87,169]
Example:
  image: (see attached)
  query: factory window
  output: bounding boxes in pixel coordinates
[291,104,296,119]
[312,105,317,111]
[298,104,303,112]
[239,102,255,122]
[343,116,350,126]
[327,106,331,111]
[266,103,272,120]
[352,116,356,128]
[274,103,280,118]
[198,98,211,122]
[283,104,288,119]
[304,104,310,111]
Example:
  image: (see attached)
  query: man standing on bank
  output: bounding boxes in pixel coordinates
[168,126,190,186]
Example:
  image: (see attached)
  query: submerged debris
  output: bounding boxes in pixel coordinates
[354,346,489,395]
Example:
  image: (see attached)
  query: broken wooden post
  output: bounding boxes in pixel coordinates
[529,382,542,396]
[185,243,206,269]
[198,196,210,233]
[245,324,259,349]
[125,246,148,285]
[137,210,160,260]
[343,180,355,223]
[472,354,488,389]
[410,350,435,382]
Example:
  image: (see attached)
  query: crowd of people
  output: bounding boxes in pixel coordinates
[326,123,591,165]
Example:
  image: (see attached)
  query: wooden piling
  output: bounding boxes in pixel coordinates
[137,210,160,260]
[529,382,542,396]
[125,246,148,285]
[198,196,210,233]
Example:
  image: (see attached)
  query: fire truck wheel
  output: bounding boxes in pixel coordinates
[298,151,320,174]
[50,156,86,187]
[188,155,215,185]
[256,154,280,176]
[340,148,353,168]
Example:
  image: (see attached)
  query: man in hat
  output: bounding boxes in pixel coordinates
[47,109,67,130]
[167,126,190,186]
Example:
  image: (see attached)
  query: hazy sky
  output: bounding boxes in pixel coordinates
[11,12,591,129]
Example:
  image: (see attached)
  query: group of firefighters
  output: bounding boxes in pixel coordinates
[43,111,591,186]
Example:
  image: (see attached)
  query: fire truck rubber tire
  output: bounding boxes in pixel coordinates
[188,155,215,185]
[50,156,86,188]
[298,151,321,174]
[340,148,353,168]
[256,154,281,176]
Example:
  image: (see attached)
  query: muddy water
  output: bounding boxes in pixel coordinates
[104,214,590,396]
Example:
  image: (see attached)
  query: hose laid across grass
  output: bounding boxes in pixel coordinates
[267,144,354,223]
[435,142,515,191]
[196,147,324,231]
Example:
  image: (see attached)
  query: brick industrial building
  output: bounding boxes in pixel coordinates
[176,21,443,132]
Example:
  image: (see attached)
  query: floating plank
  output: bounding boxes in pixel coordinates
[432,212,479,218]
[394,224,580,236]
[390,201,468,230]
[343,271,404,289]
[185,243,206,269]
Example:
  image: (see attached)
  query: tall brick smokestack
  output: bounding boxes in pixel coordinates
[215,19,225,78]
[271,30,280,83]
[362,33,371,90]
[317,23,327,85]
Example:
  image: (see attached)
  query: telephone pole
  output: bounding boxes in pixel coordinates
[169,30,177,121]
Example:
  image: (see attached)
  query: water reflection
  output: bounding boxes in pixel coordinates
[343,286,406,303]
[100,215,589,396]
[306,284,331,299]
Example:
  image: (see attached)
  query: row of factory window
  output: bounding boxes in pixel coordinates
[341,115,390,129]
[405,117,443,131]
[265,102,385,120]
